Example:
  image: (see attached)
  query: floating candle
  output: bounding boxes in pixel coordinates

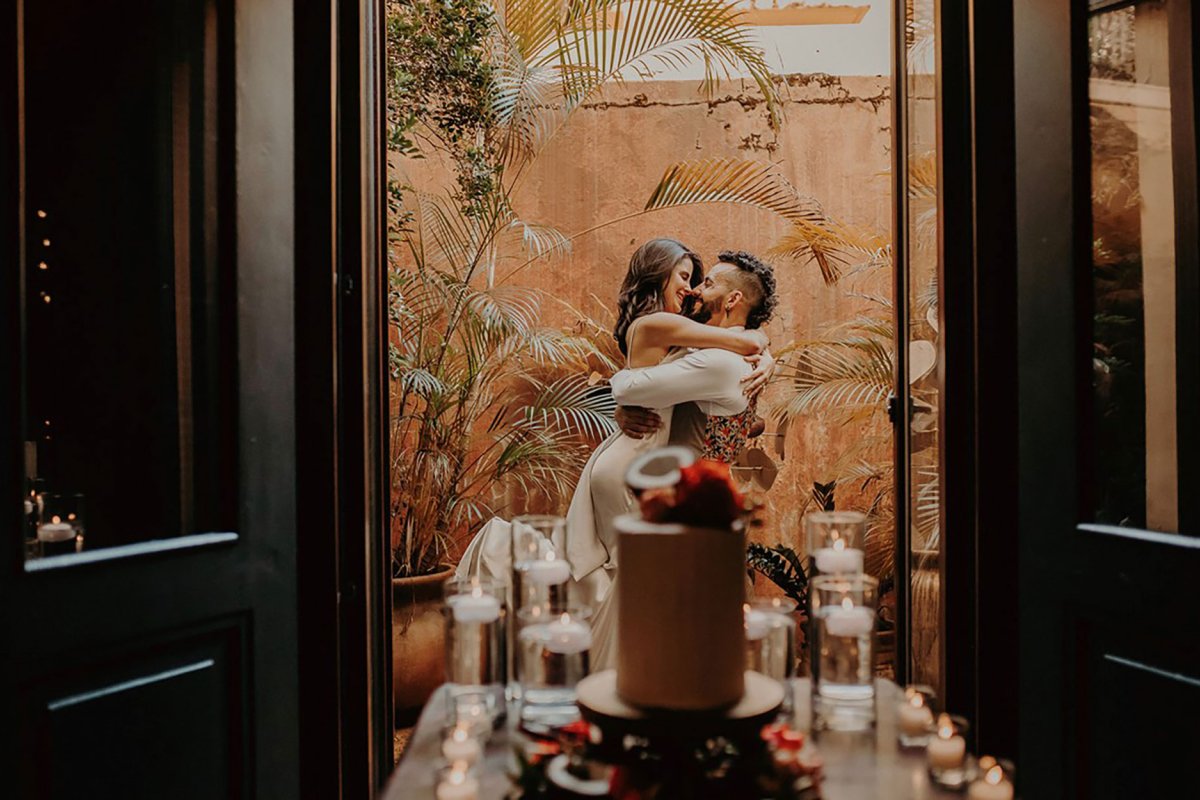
[447,591,501,624]
[440,725,481,766]
[543,613,592,654]
[813,538,864,574]
[822,597,873,637]
[435,765,479,800]
[523,554,570,586]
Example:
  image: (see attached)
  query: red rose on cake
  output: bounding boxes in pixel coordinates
[636,459,744,528]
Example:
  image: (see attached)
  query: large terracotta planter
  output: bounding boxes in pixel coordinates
[392,565,454,721]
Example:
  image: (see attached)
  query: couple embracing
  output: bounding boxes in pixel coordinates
[461,237,778,669]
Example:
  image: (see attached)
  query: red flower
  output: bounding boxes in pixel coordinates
[668,460,743,527]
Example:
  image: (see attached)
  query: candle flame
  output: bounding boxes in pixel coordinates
[51,515,61,524]
[451,725,469,743]
[936,713,954,739]
[560,612,570,625]
[841,597,853,611]
[910,693,925,709]
[448,767,466,784]
[985,765,1004,785]
[833,538,845,552]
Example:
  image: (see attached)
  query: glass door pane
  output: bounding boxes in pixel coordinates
[902,0,942,691]
[1087,0,1181,532]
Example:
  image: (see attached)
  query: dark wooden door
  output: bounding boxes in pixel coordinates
[1014,0,1200,796]
[1,0,314,796]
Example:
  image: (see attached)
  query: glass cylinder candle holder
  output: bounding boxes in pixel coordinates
[443,576,507,717]
[896,684,938,747]
[744,599,798,714]
[434,761,481,800]
[810,573,877,731]
[445,689,494,740]
[37,492,85,557]
[511,515,570,611]
[927,713,972,789]
[968,756,1015,800]
[439,722,485,767]
[805,510,866,575]
[516,604,591,729]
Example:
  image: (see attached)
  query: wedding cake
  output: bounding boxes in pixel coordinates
[614,451,748,711]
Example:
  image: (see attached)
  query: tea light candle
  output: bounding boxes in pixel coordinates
[435,765,479,800]
[524,553,570,586]
[968,760,1014,800]
[927,714,966,769]
[543,613,591,654]
[823,597,873,637]
[448,591,501,624]
[37,522,74,543]
[440,725,481,766]
[898,691,935,736]
[813,538,864,574]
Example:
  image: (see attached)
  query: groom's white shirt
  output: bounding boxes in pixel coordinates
[608,346,751,417]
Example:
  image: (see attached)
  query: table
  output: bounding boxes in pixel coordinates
[382,680,963,799]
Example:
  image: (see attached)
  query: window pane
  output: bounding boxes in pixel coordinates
[1088,0,1178,531]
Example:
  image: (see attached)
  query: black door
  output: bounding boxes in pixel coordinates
[1014,0,1200,796]
[1,0,313,796]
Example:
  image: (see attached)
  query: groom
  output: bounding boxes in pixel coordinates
[610,249,778,459]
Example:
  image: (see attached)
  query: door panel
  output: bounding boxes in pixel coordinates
[25,623,244,799]
[2,0,304,796]
[1014,1,1199,794]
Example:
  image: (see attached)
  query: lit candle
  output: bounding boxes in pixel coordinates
[523,553,571,586]
[37,522,74,544]
[926,714,966,770]
[823,597,873,637]
[440,725,481,766]
[813,538,864,574]
[447,590,501,624]
[435,765,479,800]
[967,759,1014,800]
[744,606,771,641]
[543,613,591,654]
[897,690,935,736]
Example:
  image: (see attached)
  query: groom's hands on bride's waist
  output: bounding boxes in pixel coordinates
[614,406,662,439]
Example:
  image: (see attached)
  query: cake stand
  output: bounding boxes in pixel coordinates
[576,670,785,796]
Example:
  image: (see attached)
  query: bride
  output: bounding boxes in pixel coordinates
[457,238,767,663]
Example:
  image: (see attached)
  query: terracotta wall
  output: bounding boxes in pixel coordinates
[398,73,894,559]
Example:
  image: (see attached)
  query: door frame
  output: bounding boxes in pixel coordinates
[295,0,391,794]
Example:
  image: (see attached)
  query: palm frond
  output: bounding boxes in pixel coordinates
[502,217,573,262]
[543,0,777,119]
[517,375,617,440]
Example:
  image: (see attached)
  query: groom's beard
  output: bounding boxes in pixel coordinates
[684,294,721,324]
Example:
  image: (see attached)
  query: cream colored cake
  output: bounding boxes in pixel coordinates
[613,513,747,711]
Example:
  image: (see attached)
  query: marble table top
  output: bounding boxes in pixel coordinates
[382,679,964,799]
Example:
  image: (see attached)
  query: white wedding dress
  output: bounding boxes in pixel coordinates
[456,350,683,671]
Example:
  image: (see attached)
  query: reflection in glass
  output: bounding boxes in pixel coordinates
[19,0,232,563]
[904,0,942,692]
[1088,1,1177,531]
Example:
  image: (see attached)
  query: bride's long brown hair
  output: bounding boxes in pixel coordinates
[613,238,703,356]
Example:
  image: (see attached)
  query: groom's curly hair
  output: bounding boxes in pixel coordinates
[718,250,777,330]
